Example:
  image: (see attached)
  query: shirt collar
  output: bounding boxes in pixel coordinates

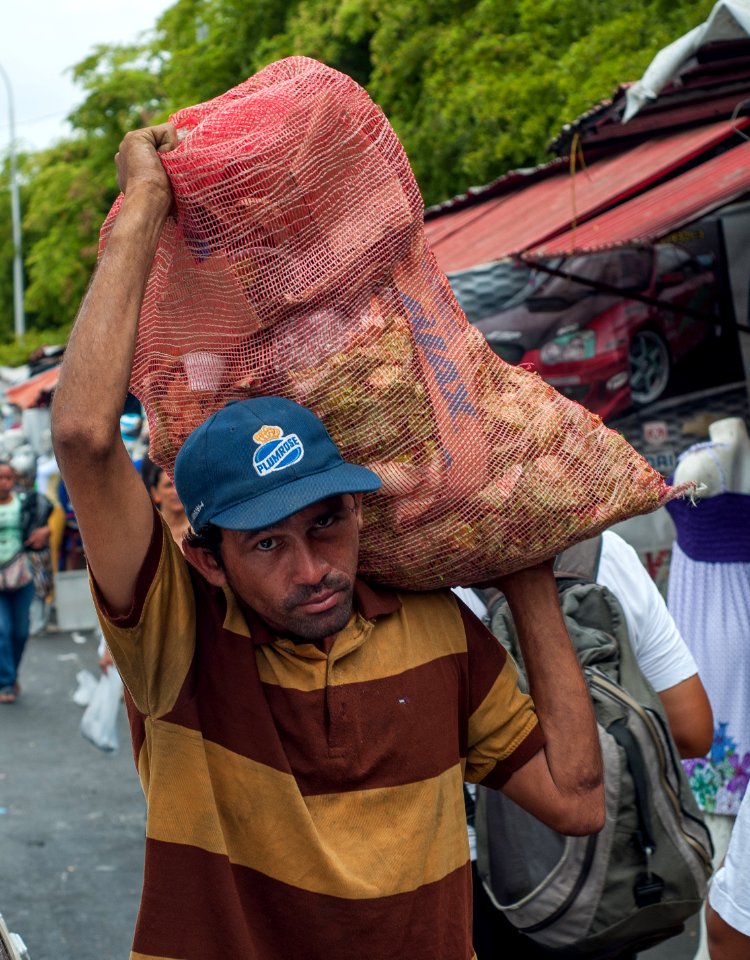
[352,578,402,620]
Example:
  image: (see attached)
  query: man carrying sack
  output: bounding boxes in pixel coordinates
[51,122,604,960]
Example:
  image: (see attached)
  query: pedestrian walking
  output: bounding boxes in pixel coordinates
[140,453,189,544]
[0,462,53,703]
[458,529,714,958]
[50,121,605,959]
[706,784,750,959]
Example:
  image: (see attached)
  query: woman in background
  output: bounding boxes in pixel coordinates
[0,462,52,703]
[139,454,189,544]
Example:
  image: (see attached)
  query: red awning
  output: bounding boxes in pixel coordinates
[4,365,61,409]
[424,118,749,273]
[528,139,750,256]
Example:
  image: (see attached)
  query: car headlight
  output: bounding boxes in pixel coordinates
[539,330,596,365]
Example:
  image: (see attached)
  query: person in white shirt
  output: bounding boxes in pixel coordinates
[706,787,750,959]
[456,529,712,756]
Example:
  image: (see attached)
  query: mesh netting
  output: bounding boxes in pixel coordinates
[99,56,685,589]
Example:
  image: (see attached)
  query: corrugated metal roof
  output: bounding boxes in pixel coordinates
[424,118,748,273]
[424,158,567,219]
[529,139,750,256]
[550,39,750,157]
[4,365,60,409]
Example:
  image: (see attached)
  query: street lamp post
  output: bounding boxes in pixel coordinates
[0,63,25,339]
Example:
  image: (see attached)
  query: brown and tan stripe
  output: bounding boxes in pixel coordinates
[132,839,474,960]
[143,721,469,898]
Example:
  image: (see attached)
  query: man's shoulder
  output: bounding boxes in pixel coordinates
[356,579,457,619]
[360,582,467,651]
[94,509,199,631]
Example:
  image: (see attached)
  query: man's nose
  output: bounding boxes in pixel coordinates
[291,539,331,585]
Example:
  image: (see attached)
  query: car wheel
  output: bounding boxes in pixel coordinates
[629,329,671,406]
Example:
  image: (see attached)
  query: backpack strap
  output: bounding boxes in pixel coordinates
[472,586,505,623]
[553,535,603,584]
[463,784,476,829]
[473,534,604,621]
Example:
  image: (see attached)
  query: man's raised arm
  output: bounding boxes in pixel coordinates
[51,123,178,614]
[493,561,605,836]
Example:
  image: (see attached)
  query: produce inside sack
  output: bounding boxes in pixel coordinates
[99,56,686,589]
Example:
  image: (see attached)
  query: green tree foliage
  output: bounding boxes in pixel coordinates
[0,44,166,344]
[0,0,720,346]
[363,0,718,200]
[155,0,300,111]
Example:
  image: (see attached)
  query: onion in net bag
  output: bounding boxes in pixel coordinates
[99,56,689,589]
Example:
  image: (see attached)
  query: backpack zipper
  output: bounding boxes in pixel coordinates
[648,709,715,849]
[587,669,712,871]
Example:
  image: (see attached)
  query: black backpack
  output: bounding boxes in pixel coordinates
[474,536,713,958]
[19,489,54,550]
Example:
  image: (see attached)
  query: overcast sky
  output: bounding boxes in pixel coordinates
[1,0,175,153]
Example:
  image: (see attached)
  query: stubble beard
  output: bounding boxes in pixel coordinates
[228,568,356,644]
[281,573,355,642]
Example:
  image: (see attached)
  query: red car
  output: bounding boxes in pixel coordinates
[473,245,717,420]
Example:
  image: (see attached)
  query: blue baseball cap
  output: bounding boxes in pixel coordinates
[174,396,382,531]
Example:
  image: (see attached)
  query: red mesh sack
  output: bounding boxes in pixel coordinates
[99,56,686,589]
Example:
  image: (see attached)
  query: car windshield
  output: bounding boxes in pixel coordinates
[501,250,651,312]
[526,293,592,311]
[453,261,535,321]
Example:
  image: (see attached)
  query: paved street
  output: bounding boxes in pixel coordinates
[1,627,144,960]
[1,626,702,959]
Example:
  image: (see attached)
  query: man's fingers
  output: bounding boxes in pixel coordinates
[114,122,178,201]
[151,122,179,153]
[117,122,178,160]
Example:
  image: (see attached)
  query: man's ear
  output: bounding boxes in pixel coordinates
[182,542,227,586]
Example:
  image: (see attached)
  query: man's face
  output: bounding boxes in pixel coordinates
[219,494,363,644]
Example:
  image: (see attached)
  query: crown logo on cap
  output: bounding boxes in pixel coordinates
[253,425,283,444]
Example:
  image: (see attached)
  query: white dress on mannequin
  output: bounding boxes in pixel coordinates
[667,418,750,960]
[668,418,750,815]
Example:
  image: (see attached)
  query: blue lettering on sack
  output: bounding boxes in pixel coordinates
[254,434,304,476]
[401,294,476,424]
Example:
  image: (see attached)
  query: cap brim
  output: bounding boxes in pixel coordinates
[209,462,382,531]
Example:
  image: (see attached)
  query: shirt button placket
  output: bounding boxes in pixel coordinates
[325,656,348,759]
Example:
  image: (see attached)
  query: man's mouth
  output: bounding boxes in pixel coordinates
[295,590,343,614]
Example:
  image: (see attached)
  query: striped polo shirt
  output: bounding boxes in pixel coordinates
[93,509,544,960]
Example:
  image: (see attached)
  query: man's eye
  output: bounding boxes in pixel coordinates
[314,513,337,529]
[255,537,277,551]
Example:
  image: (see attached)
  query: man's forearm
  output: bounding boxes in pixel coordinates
[49,123,178,615]
[53,185,169,456]
[499,563,603,800]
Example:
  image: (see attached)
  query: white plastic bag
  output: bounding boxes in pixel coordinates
[73,669,98,707]
[80,666,124,753]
